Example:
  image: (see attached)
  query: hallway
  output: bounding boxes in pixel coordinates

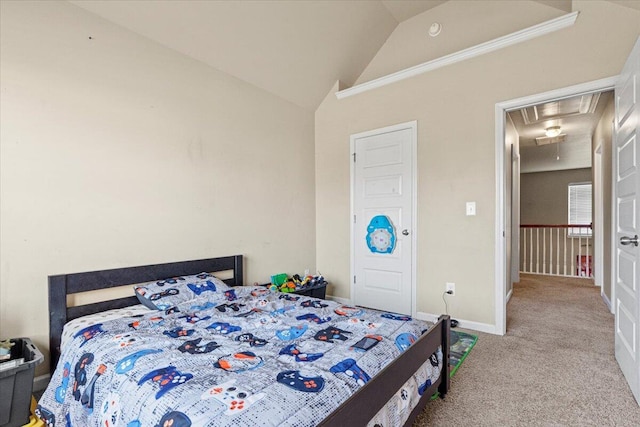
[415,274,640,426]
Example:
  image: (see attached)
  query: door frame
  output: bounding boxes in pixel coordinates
[510,137,521,294]
[594,143,604,289]
[495,76,617,335]
[350,120,418,316]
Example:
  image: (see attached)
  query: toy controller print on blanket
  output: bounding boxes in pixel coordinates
[38,281,442,427]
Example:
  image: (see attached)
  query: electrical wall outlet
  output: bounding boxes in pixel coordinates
[445,282,455,296]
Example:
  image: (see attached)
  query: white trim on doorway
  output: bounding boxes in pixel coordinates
[595,144,604,289]
[350,121,418,317]
[602,291,613,312]
[609,119,616,315]
[495,76,617,335]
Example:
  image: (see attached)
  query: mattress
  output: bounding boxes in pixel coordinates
[39,284,442,427]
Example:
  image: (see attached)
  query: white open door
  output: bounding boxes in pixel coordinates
[614,37,640,405]
[351,121,416,315]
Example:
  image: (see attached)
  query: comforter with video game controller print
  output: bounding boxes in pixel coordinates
[37,285,442,427]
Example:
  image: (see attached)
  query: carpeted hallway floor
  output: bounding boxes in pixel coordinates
[413,274,640,426]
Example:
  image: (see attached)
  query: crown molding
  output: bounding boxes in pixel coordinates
[336,11,579,100]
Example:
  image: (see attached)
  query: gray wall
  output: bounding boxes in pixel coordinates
[521,168,592,225]
[520,168,593,276]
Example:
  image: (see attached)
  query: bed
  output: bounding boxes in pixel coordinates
[41,255,450,426]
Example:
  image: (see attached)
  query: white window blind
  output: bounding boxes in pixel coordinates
[568,183,592,236]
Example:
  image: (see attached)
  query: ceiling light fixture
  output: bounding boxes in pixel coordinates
[545,126,561,138]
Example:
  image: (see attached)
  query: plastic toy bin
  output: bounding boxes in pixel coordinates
[0,338,44,427]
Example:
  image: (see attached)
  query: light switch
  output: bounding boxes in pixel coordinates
[466,202,476,216]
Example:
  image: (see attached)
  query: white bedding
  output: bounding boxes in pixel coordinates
[60,304,153,351]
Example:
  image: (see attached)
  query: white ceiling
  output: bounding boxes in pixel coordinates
[69,0,401,110]
[69,1,638,111]
[509,91,614,173]
[509,91,614,148]
[380,0,448,22]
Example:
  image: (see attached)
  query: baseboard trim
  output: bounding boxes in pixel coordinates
[601,290,613,314]
[506,288,513,303]
[416,311,499,334]
[33,374,50,393]
[326,295,352,305]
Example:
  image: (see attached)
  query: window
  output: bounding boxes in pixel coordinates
[568,182,592,237]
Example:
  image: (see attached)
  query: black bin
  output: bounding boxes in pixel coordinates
[295,283,327,299]
[0,338,44,427]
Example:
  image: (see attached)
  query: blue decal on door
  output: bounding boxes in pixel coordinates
[366,215,396,254]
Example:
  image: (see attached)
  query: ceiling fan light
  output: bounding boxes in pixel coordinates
[545,126,561,138]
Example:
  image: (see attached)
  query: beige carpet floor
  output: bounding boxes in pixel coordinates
[413,274,640,426]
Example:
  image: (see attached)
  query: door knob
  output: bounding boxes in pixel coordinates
[620,235,639,247]
[402,229,409,236]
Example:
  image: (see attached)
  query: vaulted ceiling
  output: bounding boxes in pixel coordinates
[70,1,639,110]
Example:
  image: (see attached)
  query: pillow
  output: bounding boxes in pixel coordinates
[133,272,230,310]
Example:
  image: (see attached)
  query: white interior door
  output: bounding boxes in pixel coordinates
[351,121,416,315]
[614,37,640,405]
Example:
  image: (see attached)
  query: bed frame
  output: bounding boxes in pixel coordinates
[48,254,449,427]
